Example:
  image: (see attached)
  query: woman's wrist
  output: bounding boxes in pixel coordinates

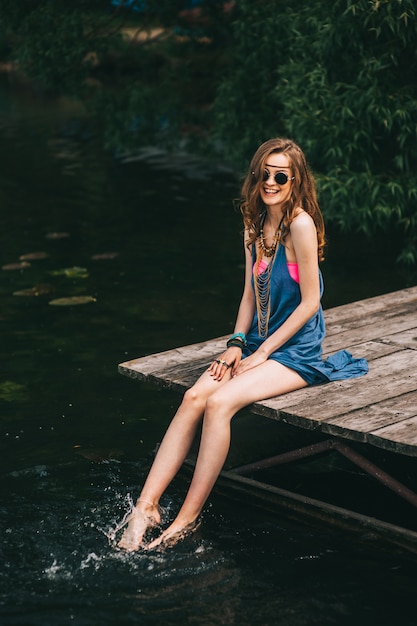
[227,340,244,350]
[257,340,274,359]
[227,332,246,346]
[227,332,247,350]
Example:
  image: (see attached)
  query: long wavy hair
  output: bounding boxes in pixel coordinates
[239,138,325,261]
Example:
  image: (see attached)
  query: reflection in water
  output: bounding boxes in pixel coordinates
[1,76,417,625]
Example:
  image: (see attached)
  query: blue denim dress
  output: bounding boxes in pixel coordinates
[243,242,368,385]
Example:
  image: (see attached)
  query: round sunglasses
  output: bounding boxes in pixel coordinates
[262,169,294,185]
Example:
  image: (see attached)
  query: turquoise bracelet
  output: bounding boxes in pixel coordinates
[229,332,247,346]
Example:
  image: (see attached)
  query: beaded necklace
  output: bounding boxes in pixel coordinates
[254,214,284,338]
[259,221,280,257]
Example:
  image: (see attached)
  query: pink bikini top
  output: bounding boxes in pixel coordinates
[254,259,299,283]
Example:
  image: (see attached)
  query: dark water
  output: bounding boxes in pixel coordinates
[1,75,417,625]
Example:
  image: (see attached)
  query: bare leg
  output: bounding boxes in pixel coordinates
[146,361,307,549]
[118,370,232,551]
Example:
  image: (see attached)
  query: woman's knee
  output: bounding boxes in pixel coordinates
[204,390,234,421]
[181,380,235,422]
[182,385,207,413]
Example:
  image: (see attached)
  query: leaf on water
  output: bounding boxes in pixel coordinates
[13,284,54,297]
[2,262,31,270]
[19,252,49,261]
[13,289,36,297]
[0,380,27,402]
[45,232,71,240]
[49,295,96,306]
[91,252,119,260]
[50,266,89,278]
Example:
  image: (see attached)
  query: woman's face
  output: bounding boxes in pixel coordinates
[259,152,294,210]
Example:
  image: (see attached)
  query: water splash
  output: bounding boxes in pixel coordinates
[43,558,72,581]
[100,492,136,546]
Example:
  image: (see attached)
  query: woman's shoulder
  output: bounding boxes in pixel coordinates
[290,209,315,231]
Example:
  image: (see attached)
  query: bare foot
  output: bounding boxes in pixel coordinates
[117,504,160,552]
[145,517,201,551]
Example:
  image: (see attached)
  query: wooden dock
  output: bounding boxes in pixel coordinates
[118,285,417,554]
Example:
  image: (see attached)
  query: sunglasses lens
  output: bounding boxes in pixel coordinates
[274,172,288,185]
[262,170,290,184]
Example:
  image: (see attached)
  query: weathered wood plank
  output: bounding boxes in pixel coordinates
[322,305,417,353]
[322,339,401,360]
[379,328,417,351]
[320,391,417,445]
[368,416,417,456]
[323,286,417,325]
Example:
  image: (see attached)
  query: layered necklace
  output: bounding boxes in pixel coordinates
[254,213,284,338]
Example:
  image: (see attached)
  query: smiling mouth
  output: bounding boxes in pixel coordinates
[264,187,279,195]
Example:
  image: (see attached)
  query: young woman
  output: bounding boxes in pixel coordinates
[118,137,368,551]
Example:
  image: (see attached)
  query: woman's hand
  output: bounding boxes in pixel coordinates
[208,347,243,381]
[233,350,267,376]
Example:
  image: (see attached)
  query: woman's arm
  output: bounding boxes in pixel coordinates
[232,234,256,336]
[208,232,255,380]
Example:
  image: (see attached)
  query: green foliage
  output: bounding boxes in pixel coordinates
[0,0,42,33]
[18,7,93,91]
[212,0,287,168]
[0,380,27,403]
[213,0,417,263]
